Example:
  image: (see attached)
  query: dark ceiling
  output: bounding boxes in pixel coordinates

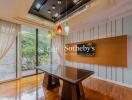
[29,0,91,23]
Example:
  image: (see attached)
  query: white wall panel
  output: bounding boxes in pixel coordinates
[112,20,116,36]
[83,29,87,41]
[107,67,112,80]
[117,68,123,82]
[65,14,132,86]
[93,65,99,76]
[91,27,94,40]
[90,64,94,71]
[68,33,71,43]
[80,30,84,42]
[116,18,123,36]
[93,25,99,40]
[99,66,107,79]
[111,67,116,81]
[99,23,106,38]
[86,28,91,41]
[124,15,132,85]
[107,21,112,37]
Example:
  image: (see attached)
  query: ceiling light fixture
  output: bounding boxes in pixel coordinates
[64,0,70,35]
[34,0,48,11]
[54,13,59,17]
[52,5,56,10]
[64,22,70,35]
[48,10,51,14]
[73,0,80,4]
[35,3,41,10]
[57,25,62,34]
[58,0,62,4]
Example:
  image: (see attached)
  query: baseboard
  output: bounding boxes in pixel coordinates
[92,76,132,88]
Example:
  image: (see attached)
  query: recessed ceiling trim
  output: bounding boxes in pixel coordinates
[34,0,48,11]
[56,0,94,24]
[29,0,92,23]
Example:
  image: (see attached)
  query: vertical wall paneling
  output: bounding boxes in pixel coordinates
[69,33,72,43]
[111,67,116,81]
[99,22,107,79]
[107,21,112,37]
[115,20,118,81]
[112,20,116,36]
[82,29,85,42]
[99,66,107,79]
[80,30,83,42]
[97,24,100,77]
[91,27,94,71]
[70,33,73,43]
[99,23,106,38]
[65,15,132,86]
[122,17,125,83]
[90,27,92,71]
[124,15,132,85]
[94,25,98,40]
[79,31,82,42]
[94,65,99,76]
[110,21,113,81]
[116,18,122,36]
[83,28,86,41]
[106,67,112,80]
[116,18,124,83]
[106,22,108,79]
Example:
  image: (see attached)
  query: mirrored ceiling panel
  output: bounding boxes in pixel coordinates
[29,0,91,23]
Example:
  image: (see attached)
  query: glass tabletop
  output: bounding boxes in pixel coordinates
[37,65,94,84]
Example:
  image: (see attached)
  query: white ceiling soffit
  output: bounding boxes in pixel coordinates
[0,0,132,30]
[69,0,132,30]
[26,14,55,27]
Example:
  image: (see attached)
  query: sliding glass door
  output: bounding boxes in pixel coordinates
[21,25,50,76]
[21,26,36,76]
[38,29,50,66]
[0,24,50,82]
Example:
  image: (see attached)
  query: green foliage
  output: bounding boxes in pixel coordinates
[21,32,49,70]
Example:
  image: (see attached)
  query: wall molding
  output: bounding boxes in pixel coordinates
[92,76,132,89]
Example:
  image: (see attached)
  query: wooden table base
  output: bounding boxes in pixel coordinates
[43,74,85,100]
[43,74,60,89]
[61,81,85,100]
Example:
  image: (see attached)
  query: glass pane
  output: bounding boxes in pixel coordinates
[38,29,50,66]
[21,25,36,76]
[0,41,16,81]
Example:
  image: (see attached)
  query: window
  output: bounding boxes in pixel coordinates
[0,40,17,81]
[21,25,36,76]
[38,29,50,66]
[21,25,50,76]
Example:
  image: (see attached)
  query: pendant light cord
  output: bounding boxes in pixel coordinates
[66,0,67,20]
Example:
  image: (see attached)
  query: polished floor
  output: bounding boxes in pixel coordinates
[0,74,113,100]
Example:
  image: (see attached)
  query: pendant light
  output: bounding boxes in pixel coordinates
[48,32,51,39]
[57,0,62,34]
[64,0,70,35]
[57,25,62,34]
[64,22,70,35]
[48,12,57,39]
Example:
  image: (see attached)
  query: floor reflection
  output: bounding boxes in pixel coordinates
[0,74,46,100]
[0,74,113,100]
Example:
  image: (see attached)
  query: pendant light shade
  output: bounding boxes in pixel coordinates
[48,27,57,39]
[57,25,62,34]
[48,31,52,39]
[64,22,70,35]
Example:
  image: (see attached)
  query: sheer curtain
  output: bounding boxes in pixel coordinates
[51,35,64,65]
[0,20,20,60]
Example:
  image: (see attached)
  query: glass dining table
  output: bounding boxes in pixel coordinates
[37,64,94,100]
